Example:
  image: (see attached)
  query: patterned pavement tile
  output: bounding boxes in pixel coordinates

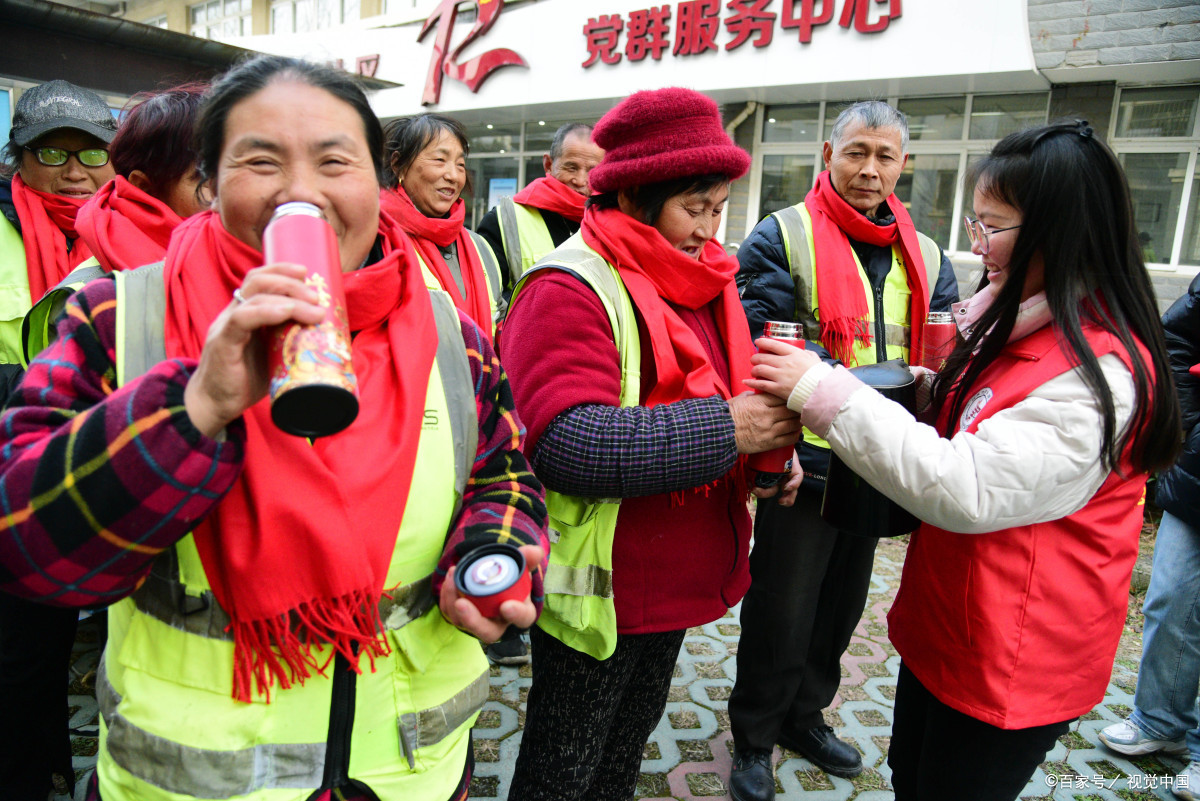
[57,538,1183,801]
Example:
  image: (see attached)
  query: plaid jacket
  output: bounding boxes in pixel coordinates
[0,277,548,608]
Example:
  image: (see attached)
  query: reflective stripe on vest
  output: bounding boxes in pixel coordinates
[99,266,485,800]
[496,198,557,286]
[773,202,941,353]
[772,202,936,449]
[99,656,491,795]
[0,216,33,365]
[509,232,640,660]
[22,256,107,365]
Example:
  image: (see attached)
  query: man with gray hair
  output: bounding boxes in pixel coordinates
[475,122,603,293]
[727,100,960,801]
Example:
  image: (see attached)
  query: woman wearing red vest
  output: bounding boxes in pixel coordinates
[745,120,1181,801]
[380,113,499,335]
[75,83,210,272]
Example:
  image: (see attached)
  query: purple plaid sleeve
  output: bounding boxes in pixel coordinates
[0,278,245,607]
[530,395,739,499]
[433,313,550,609]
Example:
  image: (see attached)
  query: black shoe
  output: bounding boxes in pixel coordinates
[729,747,775,801]
[777,724,863,778]
[484,633,530,665]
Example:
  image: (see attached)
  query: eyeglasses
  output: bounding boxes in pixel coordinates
[24,146,110,168]
[963,217,1021,255]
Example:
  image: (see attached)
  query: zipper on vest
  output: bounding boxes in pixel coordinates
[321,651,357,791]
[873,284,887,362]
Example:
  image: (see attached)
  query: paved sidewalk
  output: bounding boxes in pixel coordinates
[60,538,1183,800]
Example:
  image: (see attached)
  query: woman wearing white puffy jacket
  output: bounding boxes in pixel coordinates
[746,119,1181,801]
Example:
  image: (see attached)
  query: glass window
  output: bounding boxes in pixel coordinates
[1116,87,1199,138]
[468,157,519,228]
[758,155,816,220]
[524,119,599,156]
[271,2,292,32]
[0,90,10,152]
[969,93,1048,140]
[1122,152,1189,267]
[343,0,360,22]
[763,104,821,144]
[898,97,965,141]
[470,123,521,155]
[894,154,959,250]
[295,0,314,31]
[1180,167,1200,267]
[523,155,544,185]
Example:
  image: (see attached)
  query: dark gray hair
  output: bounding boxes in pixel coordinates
[829,101,909,154]
[549,122,594,162]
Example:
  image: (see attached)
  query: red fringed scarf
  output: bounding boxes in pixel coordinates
[10,174,94,302]
[581,204,754,409]
[380,186,493,334]
[804,170,930,365]
[76,176,183,273]
[162,210,436,702]
[512,176,587,223]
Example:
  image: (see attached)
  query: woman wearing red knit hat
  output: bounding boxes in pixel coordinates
[501,87,803,800]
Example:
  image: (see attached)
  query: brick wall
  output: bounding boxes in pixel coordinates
[1028,0,1200,72]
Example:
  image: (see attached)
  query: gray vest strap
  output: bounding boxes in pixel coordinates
[497,197,524,286]
[116,261,168,383]
[429,289,477,519]
[771,205,821,340]
[467,229,506,320]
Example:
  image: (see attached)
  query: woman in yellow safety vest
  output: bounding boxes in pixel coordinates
[0,55,548,801]
[380,113,503,336]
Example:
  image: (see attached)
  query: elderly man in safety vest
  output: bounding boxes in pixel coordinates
[476,122,603,294]
[727,100,960,801]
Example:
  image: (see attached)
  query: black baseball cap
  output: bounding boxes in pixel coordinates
[10,80,118,147]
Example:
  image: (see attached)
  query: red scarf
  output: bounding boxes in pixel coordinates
[380,187,492,334]
[804,170,930,365]
[76,176,182,273]
[512,176,587,223]
[10,175,94,302]
[581,205,754,410]
[163,210,436,702]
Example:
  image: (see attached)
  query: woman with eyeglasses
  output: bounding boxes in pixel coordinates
[745,120,1181,801]
[21,85,212,364]
[0,78,117,801]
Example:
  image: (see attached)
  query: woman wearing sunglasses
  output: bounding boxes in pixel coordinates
[745,120,1181,801]
[0,78,117,801]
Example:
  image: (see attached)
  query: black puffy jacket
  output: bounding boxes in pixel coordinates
[736,210,961,491]
[1156,273,1200,525]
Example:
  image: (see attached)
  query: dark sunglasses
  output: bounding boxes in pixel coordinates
[24,146,110,168]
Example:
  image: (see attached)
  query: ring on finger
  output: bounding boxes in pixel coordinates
[233,288,248,305]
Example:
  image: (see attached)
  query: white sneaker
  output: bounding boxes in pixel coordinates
[1173,761,1200,800]
[1099,719,1189,756]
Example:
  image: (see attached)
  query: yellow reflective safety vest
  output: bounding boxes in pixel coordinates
[508,232,640,661]
[414,229,505,333]
[495,197,558,287]
[96,262,487,801]
[21,256,106,366]
[771,202,941,451]
[0,215,34,365]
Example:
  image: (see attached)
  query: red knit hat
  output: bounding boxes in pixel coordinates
[588,87,750,194]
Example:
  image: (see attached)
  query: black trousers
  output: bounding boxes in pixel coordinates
[889,663,1071,801]
[509,626,686,801]
[0,591,78,801]
[729,490,878,751]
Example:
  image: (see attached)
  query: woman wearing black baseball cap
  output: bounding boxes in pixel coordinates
[0,78,116,801]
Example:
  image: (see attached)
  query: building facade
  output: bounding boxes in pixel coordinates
[75,0,1200,300]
